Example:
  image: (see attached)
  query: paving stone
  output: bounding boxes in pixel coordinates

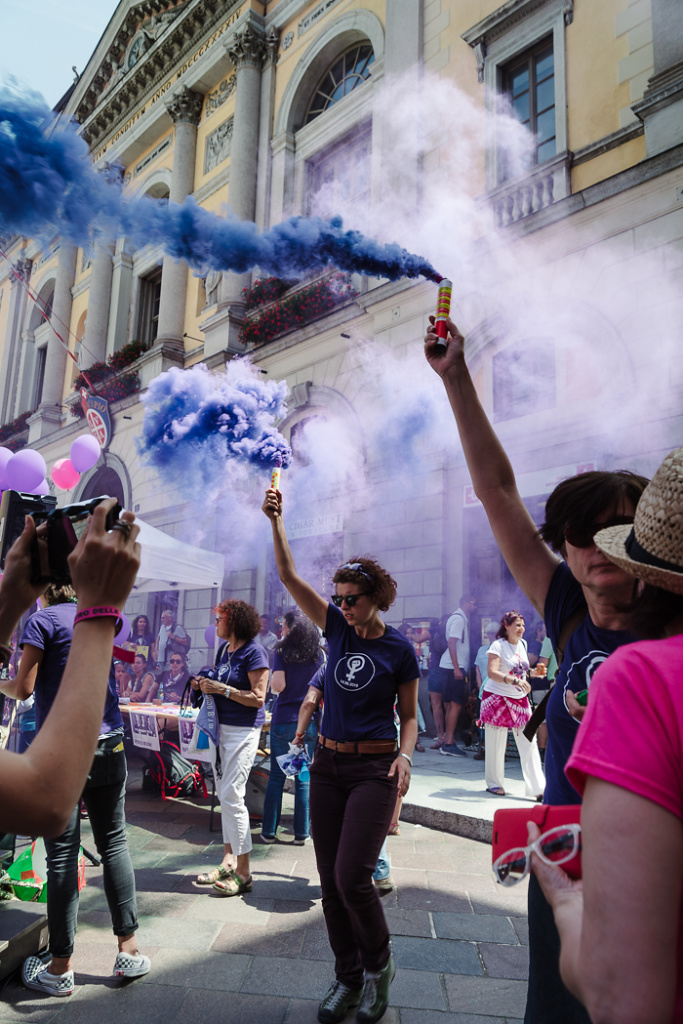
[184,892,274,923]
[53,979,187,1022]
[433,912,518,944]
[266,898,325,930]
[444,975,528,1018]
[401,1012,511,1024]
[212,922,304,957]
[132,890,198,919]
[134,913,223,950]
[397,888,472,913]
[299,927,335,961]
[284,999,399,1023]
[239,955,335,999]
[392,935,482,975]
[510,917,529,945]
[170,989,288,1024]
[383,907,433,937]
[142,947,250,989]
[478,942,529,980]
[390,967,448,1010]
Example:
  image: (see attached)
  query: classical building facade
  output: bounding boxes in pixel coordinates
[0,0,682,659]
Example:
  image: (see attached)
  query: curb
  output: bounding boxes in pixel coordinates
[402,801,492,843]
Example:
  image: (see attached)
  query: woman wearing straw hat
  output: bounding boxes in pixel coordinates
[425,316,649,1024]
[531,446,683,1024]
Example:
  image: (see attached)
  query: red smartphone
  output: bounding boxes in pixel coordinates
[492,804,582,881]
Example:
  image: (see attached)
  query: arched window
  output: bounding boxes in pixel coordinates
[305,44,375,125]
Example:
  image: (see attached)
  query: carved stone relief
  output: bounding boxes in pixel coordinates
[205,73,236,116]
[204,117,234,174]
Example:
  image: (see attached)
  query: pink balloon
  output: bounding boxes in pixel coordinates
[6,449,46,492]
[31,479,50,495]
[51,458,81,490]
[70,434,101,473]
[204,625,216,647]
[0,447,13,490]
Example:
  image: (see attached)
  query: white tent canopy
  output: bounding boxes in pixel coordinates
[132,517,225,593]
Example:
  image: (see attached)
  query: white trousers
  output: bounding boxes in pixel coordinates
[484,724,545,797]
[210,723,260,853]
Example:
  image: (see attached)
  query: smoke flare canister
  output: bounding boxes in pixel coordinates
[271,457,282,490]
[434,278,453,349]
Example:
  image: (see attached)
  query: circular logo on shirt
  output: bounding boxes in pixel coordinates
[334,653,376,692]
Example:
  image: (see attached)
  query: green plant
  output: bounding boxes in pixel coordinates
[0,410,32,450]
[241,277,297,311]
[107,339,149,371]
[240,273,356,347]
[71,366,140,418]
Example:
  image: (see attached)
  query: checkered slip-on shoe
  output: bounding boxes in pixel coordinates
[113,951,152,978]
[21,957,74,997]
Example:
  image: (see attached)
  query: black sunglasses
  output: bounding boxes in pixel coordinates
[564,515,634,549]
[337,561,373,581]
[331,593,364,608]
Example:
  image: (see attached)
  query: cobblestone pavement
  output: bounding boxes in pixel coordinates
[1,748,531,1024]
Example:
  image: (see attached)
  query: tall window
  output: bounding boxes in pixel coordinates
[305,44,374,126]
[307,125,371,220]
[504,39,556,170]
[138,268,162,345]
[32,346,47,409]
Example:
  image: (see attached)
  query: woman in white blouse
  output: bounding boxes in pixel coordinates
[483,610,545,799]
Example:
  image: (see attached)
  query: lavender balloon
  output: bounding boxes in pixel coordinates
[31,478,50,495]
[70,434,101,473]
[204,625,216,648]
[0,447,13,490]
[6,449,47,492]
[115,613,131,645]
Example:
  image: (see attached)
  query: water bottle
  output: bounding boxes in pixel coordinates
[299,764,309,781]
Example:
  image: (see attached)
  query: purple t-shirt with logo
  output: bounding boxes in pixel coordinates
[318,602,419,741]
[21,602,122,735]
[208,638,269,727]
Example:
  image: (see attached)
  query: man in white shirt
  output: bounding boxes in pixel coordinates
[439,594,477,757]
[154,609,190,672]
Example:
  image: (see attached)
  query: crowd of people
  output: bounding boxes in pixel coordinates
[0,310,682,1023]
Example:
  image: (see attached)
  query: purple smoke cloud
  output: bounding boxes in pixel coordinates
[137,360,292,489]
[0,86,440,284]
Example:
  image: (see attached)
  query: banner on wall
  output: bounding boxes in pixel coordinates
[80,389,112,449]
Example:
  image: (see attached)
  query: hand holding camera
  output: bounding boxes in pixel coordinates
[67,498,140,616]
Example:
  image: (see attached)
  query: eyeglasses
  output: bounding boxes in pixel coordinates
[170,658,183,664]
[564,515,634,549]
[331,593,364,608]
[215,614,227,622]
[493,824,582,887]
[337,561,373,582]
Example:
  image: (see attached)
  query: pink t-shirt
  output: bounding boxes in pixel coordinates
[566,635,683,1021]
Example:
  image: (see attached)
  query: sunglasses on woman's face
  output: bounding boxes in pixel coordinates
[564,515,634,549]
[331,593,364,608]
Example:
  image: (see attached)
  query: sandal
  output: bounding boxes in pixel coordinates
[486,787,506,796]
[197,865,231,885]
[388,822,400,836]
[213,869,253,897]
[415,742,425,752]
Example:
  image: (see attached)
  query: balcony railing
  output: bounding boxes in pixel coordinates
[488,151,572,228]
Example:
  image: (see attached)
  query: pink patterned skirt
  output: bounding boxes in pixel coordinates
[479,692,532,731]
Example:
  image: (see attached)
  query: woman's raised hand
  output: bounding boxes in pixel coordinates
[262,487,282,521]
[424,315,466,379]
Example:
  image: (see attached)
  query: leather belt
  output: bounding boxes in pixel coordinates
[319,735,398,755]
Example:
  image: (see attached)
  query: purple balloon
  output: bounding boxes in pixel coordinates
[0,447,13,490]
[70,434,101,473]
[204,625,216,647]
[31,478,50,495]
[6,449,46,492]
[115,613,131,645]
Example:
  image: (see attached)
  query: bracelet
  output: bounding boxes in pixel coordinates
[74,606,122,630]
[294,731,304,740]
[398,752,412,767]
[225,685,232,698]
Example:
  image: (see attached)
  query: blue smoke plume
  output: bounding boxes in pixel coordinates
[137,360,292,488]
[0,86,441,283]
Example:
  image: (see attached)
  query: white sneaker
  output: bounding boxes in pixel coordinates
[22,957,74,997]
[113,951,151,979]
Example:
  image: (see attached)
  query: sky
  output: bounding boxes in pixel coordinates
[1,0,116,108]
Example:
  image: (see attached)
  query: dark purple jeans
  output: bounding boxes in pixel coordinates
[309,746,397,988]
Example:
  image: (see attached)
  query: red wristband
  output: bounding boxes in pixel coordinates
[74,606,122,631]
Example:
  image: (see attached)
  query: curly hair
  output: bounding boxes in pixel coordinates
[277,611,322,663]
[214,599,262,644]
[540,470,649,554]
[131,614,151,636]
[496,610,525,640]
[332,556,397,612]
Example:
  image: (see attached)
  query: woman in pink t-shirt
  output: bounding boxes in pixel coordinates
[531,448,683,1024]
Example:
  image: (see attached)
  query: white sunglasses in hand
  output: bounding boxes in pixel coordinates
[492,823,582,887]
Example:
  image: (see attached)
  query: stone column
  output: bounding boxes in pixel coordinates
[201,24,267,359]
[155,85,203,348]
[82,242,114,366]
[0,257,32,422]
[31,243,76,437]
[107,239,134,354]
[632,0,683,155]
[254,26,280,231]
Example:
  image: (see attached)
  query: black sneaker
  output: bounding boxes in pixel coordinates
[318,980,364,1023]
[357,954,395,1023]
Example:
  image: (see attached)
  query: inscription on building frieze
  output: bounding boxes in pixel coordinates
[205,117,234,174]
[298,0,343,37]
[134,135,172,176]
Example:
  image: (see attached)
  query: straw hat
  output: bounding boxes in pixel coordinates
[595,447,683,595]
